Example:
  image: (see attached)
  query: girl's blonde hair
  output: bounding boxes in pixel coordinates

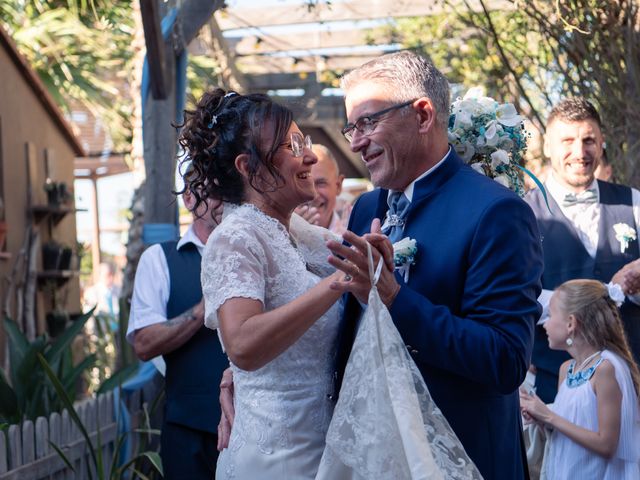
[556,279,640,399]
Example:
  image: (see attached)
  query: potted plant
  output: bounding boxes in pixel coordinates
[58,244,73,270]
[44,179,72,207]
[43,280,70,337]
[42,241,63,270]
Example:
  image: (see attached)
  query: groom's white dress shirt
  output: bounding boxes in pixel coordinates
[385,146,451,206]
[538,174,640,320]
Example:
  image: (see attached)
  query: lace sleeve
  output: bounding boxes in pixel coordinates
[202,221,266,330]
[290,213,339,278]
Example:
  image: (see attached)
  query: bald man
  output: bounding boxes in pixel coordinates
[295,144,348,234]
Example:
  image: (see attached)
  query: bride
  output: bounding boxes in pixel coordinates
[179,88,360,478]
[179,89,480,479]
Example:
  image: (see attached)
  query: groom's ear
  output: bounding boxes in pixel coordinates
[414,97,437,134]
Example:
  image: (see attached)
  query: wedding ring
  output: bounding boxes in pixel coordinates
[344,274,353,282]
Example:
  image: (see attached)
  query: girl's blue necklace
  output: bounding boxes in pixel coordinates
[566,351,603,388]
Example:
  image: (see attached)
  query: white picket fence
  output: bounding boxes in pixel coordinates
[0,390,144,480]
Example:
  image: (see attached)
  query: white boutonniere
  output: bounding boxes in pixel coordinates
[393,237,417,282]
[613,223,636,253]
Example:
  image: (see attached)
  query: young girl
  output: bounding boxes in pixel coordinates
[520,279,640,479]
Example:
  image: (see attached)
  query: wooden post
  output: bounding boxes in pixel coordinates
[141,0,224,232]
[90,175,101,284]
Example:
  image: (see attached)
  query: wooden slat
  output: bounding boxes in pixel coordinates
[235,52,392,75]
[49,412,61,450]
[216,0,447,30]
[0,430,7,474]
[21,421,34,464]
[60,410,70,446]
[34,418,49,460]
[230,27,385,56]
[6,426,20,470]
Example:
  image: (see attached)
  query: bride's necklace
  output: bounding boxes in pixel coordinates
[566,350,602,388]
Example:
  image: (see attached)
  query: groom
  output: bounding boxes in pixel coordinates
[326,51,543,479]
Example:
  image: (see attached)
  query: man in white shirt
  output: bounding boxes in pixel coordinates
[294,144,348,234]
[525,97,640,402]
[127,176,226,479]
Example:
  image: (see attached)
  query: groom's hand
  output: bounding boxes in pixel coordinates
[217,368,235,451]
[326,220,400,306]
[612,258,640,295]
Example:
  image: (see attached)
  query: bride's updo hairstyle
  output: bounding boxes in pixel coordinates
[177,88,293,213]
[556,279,640,397]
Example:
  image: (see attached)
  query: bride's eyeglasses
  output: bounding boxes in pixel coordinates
[283,132,313,157]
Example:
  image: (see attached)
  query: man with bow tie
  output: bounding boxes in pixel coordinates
[325,51,544,479]
[525,97,640,403]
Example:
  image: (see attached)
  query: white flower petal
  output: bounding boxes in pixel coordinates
[490,149,510,169]
[494,175,511,188]
[496,103,523,127]
[462,86,486,100]
[471,162,486,175]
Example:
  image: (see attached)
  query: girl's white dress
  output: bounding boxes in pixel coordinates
[545,350,640,479]
[202,205,342,479]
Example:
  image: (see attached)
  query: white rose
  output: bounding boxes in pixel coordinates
[462,86,486,100]
[453,108,473,129]
[484,120,503,147]
[455,141,475,162]
[471,162,486,175]
[496,103,523,127]
[477,97,496,114]
[494,174,511,188]
[490,149,510,169]
[393,237,417,257]
[497,136,514,152]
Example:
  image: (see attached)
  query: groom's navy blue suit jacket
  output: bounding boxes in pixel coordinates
[337,150,543,480]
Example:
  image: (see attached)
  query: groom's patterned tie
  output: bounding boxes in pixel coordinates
[383,191,411,243]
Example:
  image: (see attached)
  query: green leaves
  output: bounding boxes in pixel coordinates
[0,310,95,423]
[0,0,136,150]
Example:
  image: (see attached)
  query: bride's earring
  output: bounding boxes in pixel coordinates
[565,337,573,346]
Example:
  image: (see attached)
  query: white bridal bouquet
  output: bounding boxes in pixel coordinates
[448,87,529,196]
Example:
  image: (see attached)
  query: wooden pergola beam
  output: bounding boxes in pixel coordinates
[216,0,510,30]
[140,0,168,99]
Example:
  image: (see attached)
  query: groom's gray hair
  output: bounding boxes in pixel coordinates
[340,50,451,130]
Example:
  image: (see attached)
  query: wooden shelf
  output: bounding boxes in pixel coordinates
[31,205,87,225]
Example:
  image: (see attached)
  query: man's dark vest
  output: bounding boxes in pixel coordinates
[161,241,228,433]
[526,180,640,371]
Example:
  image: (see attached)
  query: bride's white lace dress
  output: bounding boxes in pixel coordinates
[202,204,342,479]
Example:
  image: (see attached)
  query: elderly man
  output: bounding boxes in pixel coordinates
[295,144,347,234]
[127,172,228,479]
[525,97,640,403]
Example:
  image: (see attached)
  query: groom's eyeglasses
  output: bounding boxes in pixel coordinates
[341,100,416,142]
